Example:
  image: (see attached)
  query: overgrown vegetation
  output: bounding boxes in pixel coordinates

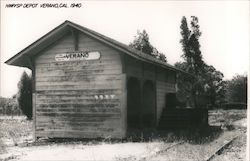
[209,110,247,128]
[0,116,32,147]
[0,109,246,160]
[1,110,246,145]
[225,74,247,104]
[0,96,21,116]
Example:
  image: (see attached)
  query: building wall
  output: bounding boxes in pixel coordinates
[125,56,143,78]
[125,56,156,81]
[34,32,126,138]
[156,68,176,123]
[125,55,176,125]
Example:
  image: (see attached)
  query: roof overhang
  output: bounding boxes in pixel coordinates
[5,22,72,69]
[5,20,189,74]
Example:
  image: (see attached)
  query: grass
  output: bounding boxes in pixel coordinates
[0,109,246,146]
[209,109,247,131]
[209,109,247,125]
[0,109,247,161]
[0,116,32,147]
[0,138,6,154]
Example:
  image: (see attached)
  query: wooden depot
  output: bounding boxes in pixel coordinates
[5,20,200,139]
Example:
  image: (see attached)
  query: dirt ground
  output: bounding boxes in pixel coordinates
[0,109,247,161]
[211,134,246,161]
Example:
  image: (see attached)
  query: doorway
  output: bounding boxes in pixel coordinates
[166,93,176,108]
[127,77,141,129]
[142,80,155,128]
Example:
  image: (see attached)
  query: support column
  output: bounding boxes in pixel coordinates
[139,79,144,129]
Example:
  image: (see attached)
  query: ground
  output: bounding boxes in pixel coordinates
[0,109,247,161]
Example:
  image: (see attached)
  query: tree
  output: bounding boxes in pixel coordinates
[175,62,226,108]
[178,16,205,108]
[203,65,226,106]
[17,71,32,119]
[158,53,167,62]
[180,17,191,66]
[177,16,227,108]
[225,74,247,103]
[183,16,204,74]
[175,62,193,106]
[129,30,167,62]
[129,30,153,55]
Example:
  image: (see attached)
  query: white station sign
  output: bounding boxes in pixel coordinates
[55,51,101,61]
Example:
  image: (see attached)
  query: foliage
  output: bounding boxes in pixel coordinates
[175,62,193,106]
[225,74,247,104]
[129,30,153,55]
[175,62,226,108]
[0,97,20,115]
[180,16,204,74]
[203,64,226,106]
[178,16,206,107]
[158,53,167,62]
[177,16,226,108]
[180,17,191,63]
[17,71,32,120]
[0,97,7,108]
[129,30,167,62]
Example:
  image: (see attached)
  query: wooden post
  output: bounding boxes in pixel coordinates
[139,79,143,129]
[153,80,157,128]
[139,62,144,129]
[32,92,36,141]
[120,74,127,138]
[154,66,157,127]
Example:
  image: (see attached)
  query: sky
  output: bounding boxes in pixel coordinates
[0,1,249,98]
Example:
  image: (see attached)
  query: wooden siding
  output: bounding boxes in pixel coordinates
[34,32,126,138]
[125,56,156,80]
[125,55,176,125]
[125,56,143,78]
[143,63,156,80]
[156,69,176,123]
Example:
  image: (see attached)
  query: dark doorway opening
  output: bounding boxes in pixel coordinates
[166,93,176,109]
[142,80,155,128]
[127,77,141,129]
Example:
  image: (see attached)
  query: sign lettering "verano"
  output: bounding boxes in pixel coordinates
[55,51,101,61]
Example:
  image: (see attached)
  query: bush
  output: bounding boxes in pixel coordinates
[0,97,21,115]
[17,72,32,120]
[225,74,247,103]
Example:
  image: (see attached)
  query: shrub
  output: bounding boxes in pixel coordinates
[0,97,21,115]
[17,72,32,120]
[225,74,247,104]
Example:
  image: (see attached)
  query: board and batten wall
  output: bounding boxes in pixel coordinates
[34,32,126,138]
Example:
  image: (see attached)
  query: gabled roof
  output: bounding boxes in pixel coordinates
[5,20,181,72]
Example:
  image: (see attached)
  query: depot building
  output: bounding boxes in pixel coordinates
[5,20,182,139]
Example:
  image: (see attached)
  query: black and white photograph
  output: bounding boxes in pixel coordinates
[0,1,249,161]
